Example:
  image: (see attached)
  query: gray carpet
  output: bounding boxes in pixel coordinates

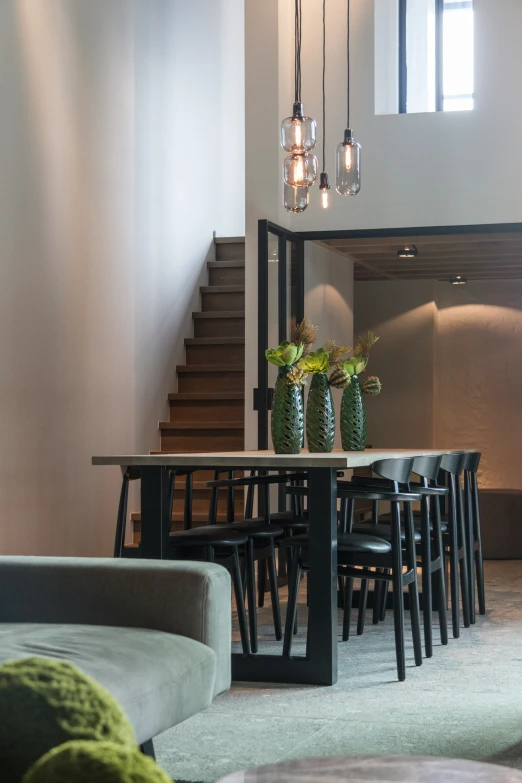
[156,561,522,782]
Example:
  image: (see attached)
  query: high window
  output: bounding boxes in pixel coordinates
[375,0,474,115]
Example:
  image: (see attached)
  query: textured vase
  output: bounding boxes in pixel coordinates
[306,373,335,453]
[340,375,367,451]
[271,369,304,454]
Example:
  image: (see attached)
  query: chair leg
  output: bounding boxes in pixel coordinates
[391,502,406,681]
[342,577,354,641]
[379,574,389,621]
[245,538,258,653]
[231,547,250,655]
[283,548,302,656]
[405,503,423,667]
[372,575,383,625]
[448,475,460,638]
[258,559,267,608]
[267,541,282,641]
[357,579,369,636]
[420,495,433,658]
[457,478,471,629]
[464,471,476,624]
[140,739,155,759]
[472,474,486,615]
[432,499,448,646]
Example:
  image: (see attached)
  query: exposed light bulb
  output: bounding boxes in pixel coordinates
[284,153,318,188]
[344,144,352,171]
[319,172,331,209]
[336,128,361,196]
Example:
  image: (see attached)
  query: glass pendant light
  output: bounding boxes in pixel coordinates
[282,0,317,210]
[284,182,309,213]
[336,0,361,196]
[284,153,318,188]
[318,0,330,209]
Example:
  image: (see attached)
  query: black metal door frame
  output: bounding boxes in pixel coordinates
[255,219,304,451]
[256,219,522,452]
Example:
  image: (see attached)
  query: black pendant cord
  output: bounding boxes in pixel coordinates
[346,0,351,128]
[294,0,303,104]
[322,0,326,172]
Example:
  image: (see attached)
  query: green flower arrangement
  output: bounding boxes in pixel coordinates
[339,331,381,451]
[298,347,330,375]
[265,341,304,368]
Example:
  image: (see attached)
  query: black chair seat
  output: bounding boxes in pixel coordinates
[339,488,422,503]
[228,521,284,538]
[280,532,391,554]
[169,525,248,547]
[351,523,422,544]
[247,513,308,531]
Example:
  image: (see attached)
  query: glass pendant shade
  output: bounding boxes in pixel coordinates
[284,182,309,213]
[284,153,318,188]
[335,129,361,196]
[281,103,317,153]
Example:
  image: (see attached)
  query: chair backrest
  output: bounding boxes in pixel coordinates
[440,452,466,475]
[412,455,442,481]
[371,458,414,485]
[463,451,481,473]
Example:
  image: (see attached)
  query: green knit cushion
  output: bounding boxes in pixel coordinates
[22,741,172,783]
[0,657,136,783]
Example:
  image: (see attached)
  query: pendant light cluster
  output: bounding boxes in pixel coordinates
[282,0,361,213]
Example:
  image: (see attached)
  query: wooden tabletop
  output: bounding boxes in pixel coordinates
[217,756,522,783]
[92,448,470,470]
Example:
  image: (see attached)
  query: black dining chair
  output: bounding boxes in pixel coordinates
[112,465,251,655]
[347,455,449,658]
[463,451,486,622]
[439,452,471,637]
[284,458,424,682]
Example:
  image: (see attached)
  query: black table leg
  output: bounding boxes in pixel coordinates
[140,466,171,559]
[232,466,338,685]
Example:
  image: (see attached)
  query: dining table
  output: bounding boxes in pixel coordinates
[92,448,465,686]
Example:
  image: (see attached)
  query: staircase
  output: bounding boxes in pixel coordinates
[132,237,246,541]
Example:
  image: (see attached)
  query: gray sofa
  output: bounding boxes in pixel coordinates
[0,556,231,754]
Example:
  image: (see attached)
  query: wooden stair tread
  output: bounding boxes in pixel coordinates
[214,236,245,244]
[168,392,244,401]
[200,285,245,294]
[193,311,245,319]
[176,364,244,373]
[184,337,244,346]
[207,260,245,268]
[159,421,243,430]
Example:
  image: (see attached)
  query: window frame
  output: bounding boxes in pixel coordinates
[398,0,473,114]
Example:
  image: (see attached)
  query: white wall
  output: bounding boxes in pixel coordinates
[355,280,522,489]
[304,245,354,448]
[0,0,244,555]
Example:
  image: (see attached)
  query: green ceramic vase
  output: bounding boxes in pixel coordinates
[306,373,335,453]
[340,375,367,451]
[271,368,304,454]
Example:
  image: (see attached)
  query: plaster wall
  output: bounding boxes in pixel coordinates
[354,280,522,489]
[0,0,244,555]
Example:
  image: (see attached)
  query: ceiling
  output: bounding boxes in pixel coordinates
[318,231,522,282]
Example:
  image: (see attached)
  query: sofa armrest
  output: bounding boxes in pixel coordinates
[0,557,232,696]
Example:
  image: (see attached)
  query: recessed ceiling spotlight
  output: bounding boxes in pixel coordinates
[397,245,418,258]
[449,275,468,285]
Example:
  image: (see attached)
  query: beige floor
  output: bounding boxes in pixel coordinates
[156,561,522,782]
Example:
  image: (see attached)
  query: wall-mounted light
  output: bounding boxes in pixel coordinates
[449,275,468,285]
[397,245,418,258]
